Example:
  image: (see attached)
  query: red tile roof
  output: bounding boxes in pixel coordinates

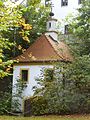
[14,34,72,63]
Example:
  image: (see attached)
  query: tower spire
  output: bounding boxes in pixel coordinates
[45,0,58,41]
[49,1,54,17]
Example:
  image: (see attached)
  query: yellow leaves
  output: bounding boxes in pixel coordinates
[18,45,26,53]
[18,45,22,50]
[22,36,29,42]
[19,30,24,36]
[0,59,2,63]
[19,30,29,42]
[22,49,26,53]
[0,49,3,63]
[6,67,10,72]
[5,65,12,72]
[28,53,32,58]
[23,24,32,30]
[28,53,36,60]
[21,23,32,30]
[18,18,32,30]
[19,18,25,25]
[18,18,32,43]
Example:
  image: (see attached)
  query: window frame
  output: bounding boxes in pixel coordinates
[61,0,68,7]
[64,24,69,34]
[20,68,29,83]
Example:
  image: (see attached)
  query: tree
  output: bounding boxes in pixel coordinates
[2,0,50,58]
[68,0,90,93]
[70,0,90,56]
[0,0,22,77]
[0,0,33,75]
[23,0,50,43]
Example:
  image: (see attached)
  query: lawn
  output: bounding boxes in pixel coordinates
[0,115,90,120]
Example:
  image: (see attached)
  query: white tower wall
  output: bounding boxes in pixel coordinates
[45,18,58,41]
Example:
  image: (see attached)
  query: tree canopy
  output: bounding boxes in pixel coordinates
[0,0,23,77]
[70,0,90,56]
[2,0,50,58]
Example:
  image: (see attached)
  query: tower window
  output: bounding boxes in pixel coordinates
[21,69,29,82]
[49,22,51,28]
[64,25,69,34]
[61,0,68,6]
[78,0,81,4]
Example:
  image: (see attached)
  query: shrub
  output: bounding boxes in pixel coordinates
[24,96,48,116]
[26,59,90,116]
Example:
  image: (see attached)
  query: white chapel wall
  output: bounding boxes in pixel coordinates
[12,64,53,111]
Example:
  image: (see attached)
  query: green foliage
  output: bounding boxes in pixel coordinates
[0,79,26,114]
[12,79,27,112]
[2,0,50,58]
[0,85,11,114]
[24,0,50,43]
[28,96,48,116]
[29,60,90,115]
[69,0,90,56]
[0,0,23,77]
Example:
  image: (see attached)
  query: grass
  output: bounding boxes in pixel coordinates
[0,115,90,120]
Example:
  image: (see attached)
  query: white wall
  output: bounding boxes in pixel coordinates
[53,0,79,20]
[52,0,80,33]
[12,64,53,111]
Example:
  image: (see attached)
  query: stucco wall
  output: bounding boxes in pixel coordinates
[53,0,79,20]
[12,64,53,111]
[52,0,81,33]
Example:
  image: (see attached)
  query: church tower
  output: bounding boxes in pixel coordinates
[45,2,58,41]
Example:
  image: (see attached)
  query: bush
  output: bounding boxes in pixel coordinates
[26,59,90,116]
[24,96,48,116]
